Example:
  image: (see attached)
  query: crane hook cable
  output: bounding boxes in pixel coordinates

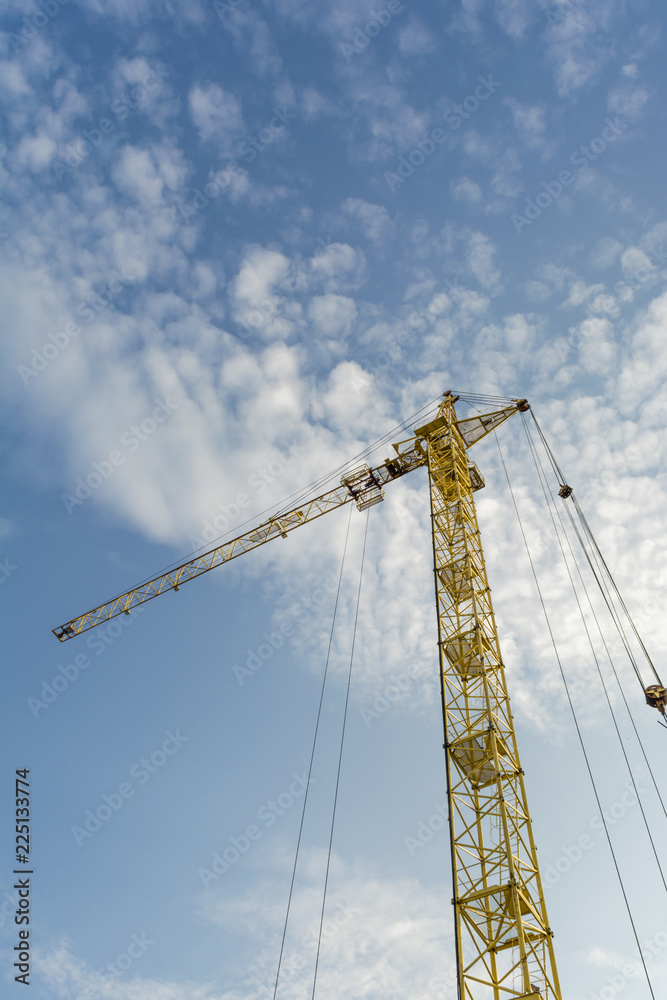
[494,432,657,1000]
[310,508,370,1000]
[527,408,649,685]
[523,413,667,823]
[271,505,354,1000]
[559,501,667,818]
[573,493,664,687]
[521,416,667,887]
[529,411,663,689]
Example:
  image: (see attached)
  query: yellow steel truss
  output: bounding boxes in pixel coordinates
[52,390,563,999]
[428,394,561,1000]
[53,439,427,640]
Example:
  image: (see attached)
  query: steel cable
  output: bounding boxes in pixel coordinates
[494,431,656,999]
[271,505,354,1000]
[521,415,667,887]
[309,508,370,1000]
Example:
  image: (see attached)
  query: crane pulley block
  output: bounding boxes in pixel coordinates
[645,684,667,714]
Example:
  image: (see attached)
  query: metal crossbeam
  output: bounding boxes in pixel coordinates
[429,395,562,999]
[51,389,563,1000]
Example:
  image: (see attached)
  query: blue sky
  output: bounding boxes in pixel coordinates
[2,0,667,997]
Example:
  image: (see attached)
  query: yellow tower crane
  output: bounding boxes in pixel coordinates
[52,391,666,1000]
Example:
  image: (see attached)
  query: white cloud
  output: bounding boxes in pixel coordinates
[495,0,534,40]
[197,850,455,1000]
[308,294,357,337]
[467,232,502,292]
[219,6,283,78]
[300,85,337,121]
[234,246,290,306]
[35,940,219,1000]
[397,17,437,57]
[189,83,245,148]
[590,237,623,269]
[112,146,165,204]
[621,246,653,278]
[504,97,549,152]
[0,59,32,97]
[447,0,485,39]
[562,279,605,308]
[36,852,456,1000]
[523,280,552,302]
[462,129,497,163]
[617,290,667,402]
[341,197,395,244]
[14,132,57,171]
[0,516,18,540]
[607,81,650,121]
[340,78,430,163]
[544,1,622,98]
[450,176,482,203]
[491,146,523,198]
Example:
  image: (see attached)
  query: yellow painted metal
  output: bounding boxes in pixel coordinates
[53,439,428,640]
[51,390,562,996]
[428,394,562,1000]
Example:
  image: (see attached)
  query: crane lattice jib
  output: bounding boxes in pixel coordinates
[428,395,561,1000]
[52,392,562,998]
[53,399,522,642]
[53,439,429,640]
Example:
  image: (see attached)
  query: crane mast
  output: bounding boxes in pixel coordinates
[52,391,564,999]
[427,393,561,1000]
